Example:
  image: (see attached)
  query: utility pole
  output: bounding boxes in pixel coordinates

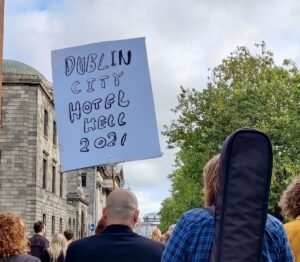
[112,165,116,189]
[0,0,5,127]
[93,166,97,235]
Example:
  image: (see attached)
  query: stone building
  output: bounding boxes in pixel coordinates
[135,212,161,237]
[0,60,124,238]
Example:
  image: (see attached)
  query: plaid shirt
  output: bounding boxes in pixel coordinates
[162,208,294,262]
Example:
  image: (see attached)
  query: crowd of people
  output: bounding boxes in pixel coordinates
[0,216,74,262]
[0,155,299,261]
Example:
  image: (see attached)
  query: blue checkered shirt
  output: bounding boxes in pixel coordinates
[162,208,294,262]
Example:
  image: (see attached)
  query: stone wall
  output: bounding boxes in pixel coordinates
[0,75,76,237]
[0,76,39,235]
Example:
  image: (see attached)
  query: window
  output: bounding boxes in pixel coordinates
[81,173,86,187]
[43,214,46,225]
[60,218,63,233]
[60,172,63,197]
[44,110,48,137]
[53,121,57,145]
[43,158,47,189]
[52,216,55,236]
[68,218,71,229]
[52,165,56,193]
[43,214,46,235]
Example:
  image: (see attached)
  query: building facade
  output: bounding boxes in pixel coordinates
[0,60,124,238]
[135,212,161,237]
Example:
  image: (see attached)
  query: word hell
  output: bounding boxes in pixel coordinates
[69,90,130,123]
[84,112,126,133]
[65,50,132,77]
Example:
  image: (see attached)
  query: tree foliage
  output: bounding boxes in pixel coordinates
[160,42,300,227]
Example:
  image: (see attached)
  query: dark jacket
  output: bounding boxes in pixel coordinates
[29,234,49,260]
[42,250,64,262]
[65,224,164,262]
[0,253,40,262]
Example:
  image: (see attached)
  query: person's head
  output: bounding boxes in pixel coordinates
[95,217,107,234]
[151,228,162,241]
[279,176,300,219]
[103,189,139,229]
[0,212,29,259]
[168,224,176,234]
[203,154,220,207]
[33,220,45,235]
[49,233,67,261]
[63,229,74,242]
[162,232,170,244]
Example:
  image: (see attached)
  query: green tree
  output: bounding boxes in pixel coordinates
[160,42,300,226]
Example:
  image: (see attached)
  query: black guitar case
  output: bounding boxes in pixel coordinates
[209,128,273,262]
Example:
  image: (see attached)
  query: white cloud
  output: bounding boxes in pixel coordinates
[134,189,169,218]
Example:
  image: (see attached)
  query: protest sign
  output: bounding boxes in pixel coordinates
[51,38,161,172]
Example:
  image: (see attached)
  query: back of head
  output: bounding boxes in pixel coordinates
[95,217,107,234]
[104,189,139,227]
[49,233,67,260]
[63,229,74,241]
[168,224,176,233]
[279,176,300,219]
[0,212,29,259]
[203,154,220,207]
[151,228,162,241]
[162,232,170,244]
[33,221,45,234]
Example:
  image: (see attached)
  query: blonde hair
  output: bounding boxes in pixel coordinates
[151,228,161,241]
[203,154,220,207]
[279,176,300,219]
[48,233,67,262]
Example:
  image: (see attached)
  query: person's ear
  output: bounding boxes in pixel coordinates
[133,210,139,224]
[102,208,107,220]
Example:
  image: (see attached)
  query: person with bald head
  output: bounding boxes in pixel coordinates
[65,189,164,262]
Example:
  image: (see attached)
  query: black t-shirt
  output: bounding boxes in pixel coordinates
[41,250,64,262]
[29,234,49,260]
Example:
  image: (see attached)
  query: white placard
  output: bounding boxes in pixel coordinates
[51,38,161,172]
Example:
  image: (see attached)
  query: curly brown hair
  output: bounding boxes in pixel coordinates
[0,212,29,259]
[95,217,107,235]
[203,154,220,207]
[278,176,300,219]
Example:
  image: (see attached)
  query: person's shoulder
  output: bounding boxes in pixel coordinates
[8,253,41,262]
[180,208,213,225]
[23,254,41,262]
[68,235,96,250]
[283,218,299,229]
[41,235,49,244]
[29,234,37,241]
[266,214,283,229]
[136,234,164,248]
[132,235,165,256]
[265,214,287,238]
[30,234,48,242]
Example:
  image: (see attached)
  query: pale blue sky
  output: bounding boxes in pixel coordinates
[5,0,300,218]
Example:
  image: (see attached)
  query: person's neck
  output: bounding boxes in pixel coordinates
[37,232,44,236]
[107,222,134,230]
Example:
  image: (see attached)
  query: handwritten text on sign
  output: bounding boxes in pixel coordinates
[52,38,161,172]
